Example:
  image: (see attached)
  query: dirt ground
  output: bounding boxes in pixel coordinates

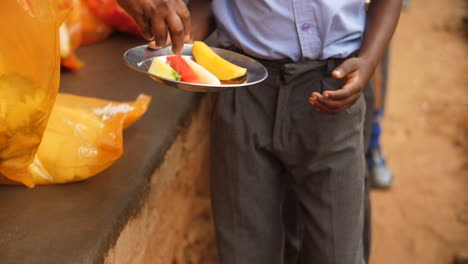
[371,0,468,263]
[174,0,468,263]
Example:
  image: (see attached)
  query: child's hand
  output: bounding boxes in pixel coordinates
[117,0,191,54]
[309,57,375,114]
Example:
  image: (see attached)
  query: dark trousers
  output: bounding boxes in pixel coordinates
[283,81,374,264]
[211,57,367,264]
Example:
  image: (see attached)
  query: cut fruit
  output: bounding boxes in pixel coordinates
[182,57,221,85]
[167,55,200,83]
[148,58,181,81]
[59,23,71,59]
[192,41,247,81]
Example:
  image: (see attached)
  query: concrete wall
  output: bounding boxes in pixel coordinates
[105,95,213,264]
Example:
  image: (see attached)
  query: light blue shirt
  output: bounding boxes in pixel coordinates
[212,0,367,61]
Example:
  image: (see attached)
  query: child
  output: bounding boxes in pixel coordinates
[186,0,402,263]
[123,0,402,263]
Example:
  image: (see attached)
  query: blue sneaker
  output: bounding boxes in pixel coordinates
[402,0,410,9]
[367,148,393,189]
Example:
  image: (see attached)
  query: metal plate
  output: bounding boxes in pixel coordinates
[123,44,268,92]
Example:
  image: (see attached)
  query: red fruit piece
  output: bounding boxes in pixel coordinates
[87,0,142,37]
[166,55,200,83]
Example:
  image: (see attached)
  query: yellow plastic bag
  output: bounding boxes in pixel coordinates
[0,0,70,186]
[0,93,151,186]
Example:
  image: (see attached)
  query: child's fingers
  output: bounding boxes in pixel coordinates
[309,97,326,112]
[323,79,362,100]
[315,93,360,113]
[310,99,342,114]
[311,92,322,100]
[311,92,360,113]
[308,97,324,112]
[308,97,316,105]
[332,58,360,79]
[315,101,354,114]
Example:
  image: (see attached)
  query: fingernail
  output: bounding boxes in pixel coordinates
[334,69,343,77]
[155,38,165,48]
[148,42,157,49]
[144,34,155,42]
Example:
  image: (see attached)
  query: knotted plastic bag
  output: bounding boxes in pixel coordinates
[0,0,70,187]
[0,94,151,187]
[0,1,150,187]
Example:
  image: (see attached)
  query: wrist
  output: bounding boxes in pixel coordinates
[356,55,378,80]
[358,53,379,69]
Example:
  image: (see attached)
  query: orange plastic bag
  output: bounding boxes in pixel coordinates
[87,0,143,37]
[60,0,85,71]
[0,0,70,187]
[29,93,151,185]
[60,0,114,71]
[0,94,151,186]
[80,1,114,45]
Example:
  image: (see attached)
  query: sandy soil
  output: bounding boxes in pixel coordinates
[174,0,468,263]
[370,0,468,263]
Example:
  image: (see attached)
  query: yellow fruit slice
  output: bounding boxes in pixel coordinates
[192,41,247,81]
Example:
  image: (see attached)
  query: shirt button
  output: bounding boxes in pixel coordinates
[301,23,311,31]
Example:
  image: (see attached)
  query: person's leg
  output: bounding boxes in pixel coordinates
[211,65,287,264]
[283,69,374,264]
[283,186,303,264]
[367,48,394,189]
[380,47,390,114]
[275,60,367,264]
[362,82,374,263]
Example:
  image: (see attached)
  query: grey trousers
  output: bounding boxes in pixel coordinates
[211,57,367,264]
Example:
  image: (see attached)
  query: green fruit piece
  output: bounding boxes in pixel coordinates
[148,57,181,81]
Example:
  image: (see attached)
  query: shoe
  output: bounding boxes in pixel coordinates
[402,0,410,9]
[367,148,393,189]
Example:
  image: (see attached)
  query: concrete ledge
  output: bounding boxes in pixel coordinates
[0,35,206,264]
[105,95,212,264]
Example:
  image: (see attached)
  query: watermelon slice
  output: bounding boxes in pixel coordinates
[166,55,200,83]
[182,57,220,85]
